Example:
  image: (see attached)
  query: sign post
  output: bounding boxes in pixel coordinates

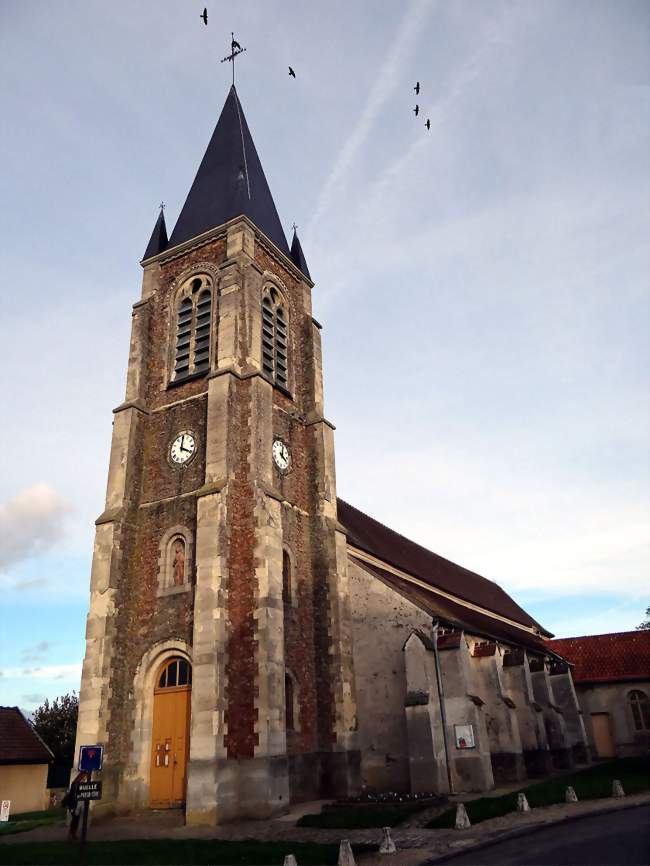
[77,746,103,866]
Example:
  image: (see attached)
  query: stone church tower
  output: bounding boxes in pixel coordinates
[75,86,360,823]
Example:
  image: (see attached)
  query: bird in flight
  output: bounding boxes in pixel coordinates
[288,66,296,78]
[414,81,420,95]
[425,119,431,130]
[413,104,419,116]
[200,7,207,25]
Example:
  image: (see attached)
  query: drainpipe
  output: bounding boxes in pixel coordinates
[431,618,455,795]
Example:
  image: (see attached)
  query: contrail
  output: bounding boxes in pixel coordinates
[306,0,434,245]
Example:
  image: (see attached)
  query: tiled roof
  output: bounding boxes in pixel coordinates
[0,707,53,765]
[337,499,550,641]
[548,631,650,683]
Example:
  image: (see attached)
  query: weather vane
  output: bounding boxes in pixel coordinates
[221,32,246,86]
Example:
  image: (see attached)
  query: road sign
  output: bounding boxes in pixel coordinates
[77,781,102,801]
[78,744,103,772]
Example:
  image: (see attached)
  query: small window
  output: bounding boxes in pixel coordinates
[282,549,292,604]
[629,690,650,731]
[157,657,192,690]
[173,276,213,382]
[261,288,289,390]
[285,673,295,731]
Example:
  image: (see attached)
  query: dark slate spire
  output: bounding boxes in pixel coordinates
[290,228,311,281]
[142,208,168,260]
[168,86,289,255]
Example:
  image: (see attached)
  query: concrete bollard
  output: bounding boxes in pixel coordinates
[338,839,356,866]
[517,793,531,812]
[379,827,397,855]
[455,803,471,830]
[283,856,298,866]
[565,786,578,803]
[612,780,625,798]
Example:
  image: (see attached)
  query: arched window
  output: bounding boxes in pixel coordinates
[173,276,213,382]
[157,657,192,689]
[629,690,650,731]
[285,673,295,731]
[261,288,288,390]
[282,549,292,604]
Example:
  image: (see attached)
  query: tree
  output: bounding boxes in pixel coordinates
[636,607,650,631]
[32,692,78,767]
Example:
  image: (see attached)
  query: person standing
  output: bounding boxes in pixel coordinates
[63,772,87,840]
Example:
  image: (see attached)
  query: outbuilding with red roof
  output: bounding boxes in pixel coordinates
[548,631,650,758]
[0,706,53,815]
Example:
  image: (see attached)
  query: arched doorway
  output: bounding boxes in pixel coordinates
[149,657,192,808]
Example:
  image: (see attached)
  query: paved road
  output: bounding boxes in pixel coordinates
[426,804,650,865]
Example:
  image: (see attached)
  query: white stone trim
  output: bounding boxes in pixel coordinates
[125,639,192,809]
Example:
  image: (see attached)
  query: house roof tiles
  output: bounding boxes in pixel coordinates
[0,706,53,766]
[547,631,650,684]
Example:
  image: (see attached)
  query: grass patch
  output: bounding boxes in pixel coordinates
[297,800,428,829]
[427,757,650,829]
[0,839,373,865]
[0,809,63,837]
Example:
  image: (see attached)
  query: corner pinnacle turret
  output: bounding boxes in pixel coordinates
[142,207,168,260]
[290,228,311,281]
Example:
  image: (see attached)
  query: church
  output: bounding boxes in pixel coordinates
[74,84,588,824]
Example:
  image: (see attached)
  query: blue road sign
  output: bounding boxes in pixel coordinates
[78,745,103,772]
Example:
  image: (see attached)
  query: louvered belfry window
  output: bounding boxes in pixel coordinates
[193,289,212,374]
[174,298,193,378]
[173,276,213,382]
[261,288,289,390]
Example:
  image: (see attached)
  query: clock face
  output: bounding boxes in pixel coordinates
[272,439,291,473]
[169,431,197,466]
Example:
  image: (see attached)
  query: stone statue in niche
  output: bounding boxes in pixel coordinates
[172,539,185,586]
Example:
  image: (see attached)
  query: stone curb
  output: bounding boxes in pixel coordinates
[422,797,650,864]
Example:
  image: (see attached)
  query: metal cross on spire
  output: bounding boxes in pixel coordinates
[292,222,298,233]
[220,32,247,86]
[159,202,166,212]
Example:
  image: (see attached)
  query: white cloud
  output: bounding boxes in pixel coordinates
[21,641,54,662]
[1,663,82,680]
[0,484,69,572]
[338,439,650,597]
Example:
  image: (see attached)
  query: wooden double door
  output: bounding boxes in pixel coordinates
[149,658,192,808]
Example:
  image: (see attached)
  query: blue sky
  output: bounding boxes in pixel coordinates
[1,0,648,713]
